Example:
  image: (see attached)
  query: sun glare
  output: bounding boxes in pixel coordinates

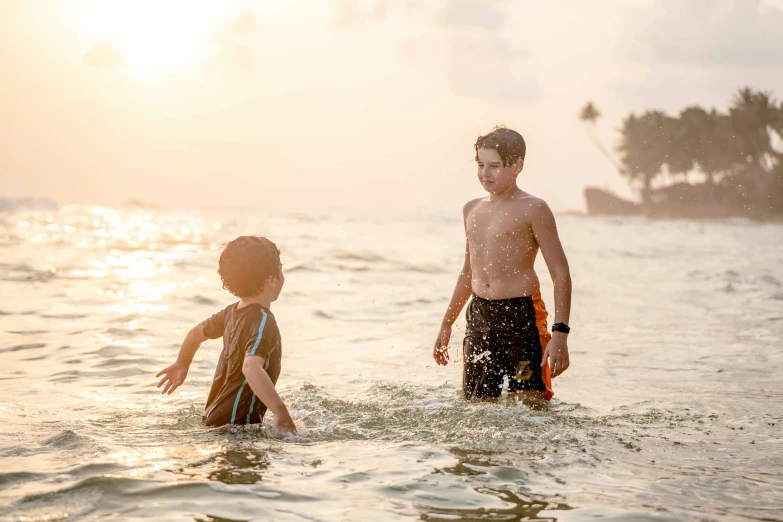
[76,1,229,79]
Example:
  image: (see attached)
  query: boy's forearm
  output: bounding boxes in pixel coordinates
[243,361,287,415]
[442,271,472,326]
[175,326,205,366]
[552,273,572,325]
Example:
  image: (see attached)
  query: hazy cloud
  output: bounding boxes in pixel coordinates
[443,32,537,102]
[437,0,506,30]
[333,0,537,103]
[447,62,539,102]
[438,1,536,102]
[207,40,256,73]
[333,0,365,27]
[332,0,423,27]
[223,10,259,34]
[83,41,125,69]
[448,31,527,61]
[629,0,783,67]
[207,10,260,74]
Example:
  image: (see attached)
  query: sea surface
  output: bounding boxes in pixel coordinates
[0,205,781,522]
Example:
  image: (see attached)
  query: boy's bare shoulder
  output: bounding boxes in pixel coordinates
[514,192,553,217]
[462,197,485,217]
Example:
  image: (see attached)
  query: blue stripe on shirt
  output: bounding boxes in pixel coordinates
[231,310,269,425]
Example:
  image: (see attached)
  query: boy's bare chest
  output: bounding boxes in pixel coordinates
[466,208,532,248]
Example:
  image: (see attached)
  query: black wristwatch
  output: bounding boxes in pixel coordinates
[552,322,570,334]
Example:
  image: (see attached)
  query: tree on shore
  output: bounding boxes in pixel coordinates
[579,101,621,169]
[729,89,781,201]
[616,110,674,206]
[585,88,783,216]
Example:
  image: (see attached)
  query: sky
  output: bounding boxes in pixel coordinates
[1,0,782,212]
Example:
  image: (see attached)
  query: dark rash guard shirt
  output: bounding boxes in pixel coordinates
[200,302,281,426]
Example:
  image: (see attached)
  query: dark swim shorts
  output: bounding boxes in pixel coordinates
[463,293,553,400]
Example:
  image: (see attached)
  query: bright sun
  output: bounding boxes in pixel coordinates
[76,1,235,79]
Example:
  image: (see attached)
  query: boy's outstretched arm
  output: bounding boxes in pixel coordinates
[242,356,297,435]
[156,323,208,395]
[433,240,472,365]
[433,201,477,366]
[531,200,572,378]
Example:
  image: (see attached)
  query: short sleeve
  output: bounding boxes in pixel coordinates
[201,304,234,339]
[243,310,276,360]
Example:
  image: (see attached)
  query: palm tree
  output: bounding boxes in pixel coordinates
[730,88,777,166]
[609,88,783,217]
[617,111,669,207]
[579,101,600,123]
[729,88,780,203]
[773,101,783,137]
[768,100,783,213]
[704,112,738,184]
[579,101,621,169]
[664,113,693,183]
[674,107,743,206]
[676,106,717,183]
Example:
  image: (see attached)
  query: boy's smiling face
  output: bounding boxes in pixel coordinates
[476,147,523,194]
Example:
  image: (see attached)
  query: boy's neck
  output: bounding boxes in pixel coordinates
[488,183,520,202]
[238,294,272,310]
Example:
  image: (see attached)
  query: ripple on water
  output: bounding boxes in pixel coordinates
[0,343,46,354]
[103,327,147,339]
[1,209,781,521]
[188,295,220,306]
[41,430,96,451]
[39,313,87,320]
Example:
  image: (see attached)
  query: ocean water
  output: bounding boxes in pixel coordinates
[0,205,781,522]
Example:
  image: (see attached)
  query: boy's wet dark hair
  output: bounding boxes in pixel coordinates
[218,236,281,298]
[474,126,526,167]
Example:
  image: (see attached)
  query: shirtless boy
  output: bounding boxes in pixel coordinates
[433,127,571,403]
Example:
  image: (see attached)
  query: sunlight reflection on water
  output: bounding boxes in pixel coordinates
[0,206,781,521]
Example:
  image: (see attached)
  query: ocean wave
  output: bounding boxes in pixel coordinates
[282,261,320,273]
[0,198,58,212]
[103,327,148,339]
[41,430,95,450]
[392,261,446,274]
[282,382,573,453]
[0,264,57,283]
[0,471,48,488]
[92,356,160,369]
[332,250,388,263]
[38,313,87,320]
[0,476,204,522]
[188,295,220,306]
[0,343,46,355]
[1,430,103,462]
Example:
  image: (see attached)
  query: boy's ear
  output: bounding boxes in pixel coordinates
[514,158,524,175]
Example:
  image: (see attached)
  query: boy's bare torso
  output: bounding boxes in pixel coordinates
[466,191,543,300]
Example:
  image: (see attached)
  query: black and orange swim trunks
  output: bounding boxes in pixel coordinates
[463,291,554,400]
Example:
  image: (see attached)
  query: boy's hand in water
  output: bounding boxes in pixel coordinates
[433,323,451,365]
[156,361,189,394]
[273,407,297,436]
[542,333,570,378]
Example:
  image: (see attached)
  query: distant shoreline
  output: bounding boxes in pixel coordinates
[584,187,783,221]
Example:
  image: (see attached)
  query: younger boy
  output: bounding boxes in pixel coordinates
[433,127,572,404]
[156,236,296,434]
